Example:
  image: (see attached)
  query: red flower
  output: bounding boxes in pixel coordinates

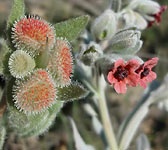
[107,59,139,94]
[148,5,167,27]
[135,57,158,88]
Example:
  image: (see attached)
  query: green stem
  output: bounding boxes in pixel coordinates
[84,79,118,150]
[97,76,118,150]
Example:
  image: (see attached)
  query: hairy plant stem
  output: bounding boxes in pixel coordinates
[97,76,118,150]
[84,78,118,150]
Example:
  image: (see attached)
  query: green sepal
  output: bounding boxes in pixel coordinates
[56,82,89,102]
[7,0,25,28]
[54,15,89,41]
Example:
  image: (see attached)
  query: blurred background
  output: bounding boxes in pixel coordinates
[0,0,168,149]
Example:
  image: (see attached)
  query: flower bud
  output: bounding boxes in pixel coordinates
[91,9,117,40]
[79,42,102,66]
[118,10,147,30]
[135,0,160,15]
[107,28,143,54]
[133,12,148,29]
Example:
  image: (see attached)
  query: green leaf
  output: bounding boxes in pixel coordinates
[56,82,89,102]
[21,102,63,137]
[7,0,25,27]
[0,126,6,150]
[54,15,89,41]
[0,39,12,75]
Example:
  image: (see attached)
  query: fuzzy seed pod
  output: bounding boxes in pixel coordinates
[8,50,35,78]
[47,38,73,86]
[11,16,56,56]
[13,69,56,114]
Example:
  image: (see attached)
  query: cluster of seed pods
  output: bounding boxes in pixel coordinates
[9,16,73,114]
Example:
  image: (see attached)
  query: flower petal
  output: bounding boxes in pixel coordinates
[127,73,139,87]
[114,81,127,94]
[139,78,148,88]
[144,57,158,69]
[126,59,140,69]
[114,59,125,69]
[107,71,117,84]
[146,71,157,82]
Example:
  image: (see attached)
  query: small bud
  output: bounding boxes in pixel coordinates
[79,42,103,66]
[107,28,142,54]
[118,10,147,30]
[47,38,73,86]
[8,50,35,78]
[91,9,117,40]
[136,0,160,15]
[11,16,56,56]
[13,69,56,114]
[133,12,148,30]
[147,5,167,27]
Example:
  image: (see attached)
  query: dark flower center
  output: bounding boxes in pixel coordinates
[114,66,128,81]
[140,68,150,79]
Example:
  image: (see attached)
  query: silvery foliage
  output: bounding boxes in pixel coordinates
[69,117,95,150]
[83,104,108,148]
[136,133,151,150]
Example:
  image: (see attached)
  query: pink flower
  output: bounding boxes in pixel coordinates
[148,5,167,27]
[107,59,139,94]
[135,57,158,88]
